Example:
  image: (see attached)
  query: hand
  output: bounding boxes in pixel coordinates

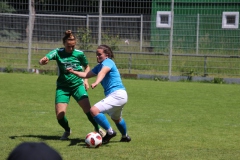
[39,57,49,65]
[91,82,98,89]
[66,68,74,73]
[84,81,89,90]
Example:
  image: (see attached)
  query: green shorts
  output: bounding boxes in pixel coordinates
[55,85,88,104]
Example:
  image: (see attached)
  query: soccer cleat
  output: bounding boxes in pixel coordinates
[60,130,71,140]
[102,130,117,144]
[120,135,131,142]
[97,128,106,137]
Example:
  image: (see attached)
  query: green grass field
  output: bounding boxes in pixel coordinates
[1,73,240,160]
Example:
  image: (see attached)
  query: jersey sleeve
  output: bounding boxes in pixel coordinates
[91,63,102,75]
[92,59,113,74]
[45,48,59,60]
[102,59,114,69]
[77,51,89,67]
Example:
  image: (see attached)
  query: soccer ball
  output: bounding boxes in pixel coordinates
[85,132,102,148]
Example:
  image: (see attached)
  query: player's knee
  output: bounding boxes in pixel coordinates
[112,117,121,123]
[56,112,65,120]
[90,106,100,117]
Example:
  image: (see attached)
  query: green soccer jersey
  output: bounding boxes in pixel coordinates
[45,48,88,88]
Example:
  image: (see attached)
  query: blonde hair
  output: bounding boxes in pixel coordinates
[62,30,76,44]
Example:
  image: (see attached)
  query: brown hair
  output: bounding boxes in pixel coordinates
[97,45,114,59]
[62,30,76,44]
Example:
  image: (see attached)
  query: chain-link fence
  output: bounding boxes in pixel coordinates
[0,0,240,79]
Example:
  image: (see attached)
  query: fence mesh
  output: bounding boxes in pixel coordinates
[0,0,240,78]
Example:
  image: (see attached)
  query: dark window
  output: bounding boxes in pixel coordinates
[226,15,236,25]
[160,15,169,24]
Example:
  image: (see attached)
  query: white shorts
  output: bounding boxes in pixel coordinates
[94,90,128,120]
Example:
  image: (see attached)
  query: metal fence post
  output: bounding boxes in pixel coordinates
[204,56,208,77]
[128,53,132,74]
[168,0,174,79]
[140,14,143,52]
[86,14,89,29]
[98,0,102,46]
[196,14,199,55]
[27,0,33,72]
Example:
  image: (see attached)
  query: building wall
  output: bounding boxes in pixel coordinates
[151,1,240,55]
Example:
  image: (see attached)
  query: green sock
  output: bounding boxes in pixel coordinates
[58,116,70,132]
[86,112,100,131]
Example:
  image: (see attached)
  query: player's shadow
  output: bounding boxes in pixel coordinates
[9,135,85,146]
[9,135,120,148]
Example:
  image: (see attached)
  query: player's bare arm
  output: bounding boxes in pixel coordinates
[66,68,96,79]
[83,65,90,90]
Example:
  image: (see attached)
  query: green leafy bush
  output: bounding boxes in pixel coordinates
[77,27,92,50]
[4,65,13,73]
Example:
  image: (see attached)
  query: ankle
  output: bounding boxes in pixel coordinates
[107,128,113,135]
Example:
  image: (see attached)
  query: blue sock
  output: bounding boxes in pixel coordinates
[93,113,111,131]
[116,118,127,136]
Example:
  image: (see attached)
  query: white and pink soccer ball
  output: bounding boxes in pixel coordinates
[85,132,102,148]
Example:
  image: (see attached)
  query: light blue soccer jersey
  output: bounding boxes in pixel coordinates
[91,58,125,96]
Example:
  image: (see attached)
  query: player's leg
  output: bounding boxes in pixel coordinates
[91,107,113,133]
[91,90,129,143]
[110,90,131,142]
[90,95,118,144]
[77,98,102,133]
[55,88,71,140]
[112,117,131,142]
[73,85,103,136]
[56,103,71,140]
[91,107,117,144]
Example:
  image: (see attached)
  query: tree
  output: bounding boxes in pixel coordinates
[0,2,16,13]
